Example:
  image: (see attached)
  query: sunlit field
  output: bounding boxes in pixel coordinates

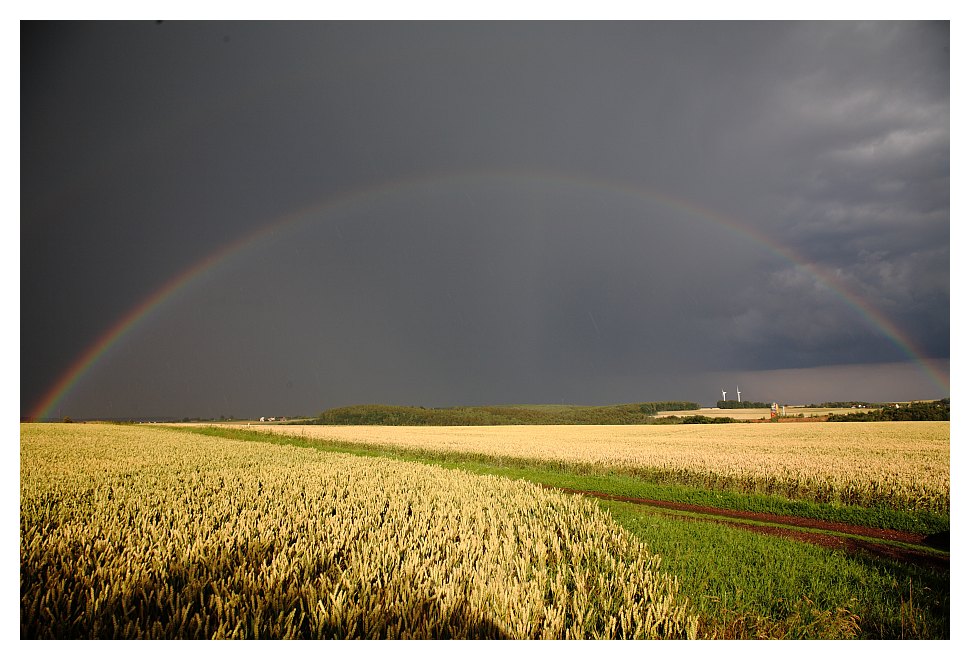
[238,422,949,512]
[653,406,875,420]
[21,423,697,639]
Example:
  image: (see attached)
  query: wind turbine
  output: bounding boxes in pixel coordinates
[721,389,727,402]
[736,386,741,403]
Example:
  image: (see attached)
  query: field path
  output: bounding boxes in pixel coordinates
[545,485,949,570]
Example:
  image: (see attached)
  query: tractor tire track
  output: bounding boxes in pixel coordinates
[543,485,949,571]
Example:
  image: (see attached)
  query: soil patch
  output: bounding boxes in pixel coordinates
[546,485,948,571]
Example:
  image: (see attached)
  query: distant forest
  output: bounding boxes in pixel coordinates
[715,400,772,409]
[827,399,949,422]
[302,402,700,426]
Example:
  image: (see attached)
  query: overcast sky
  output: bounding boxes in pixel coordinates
[21,20,949,419]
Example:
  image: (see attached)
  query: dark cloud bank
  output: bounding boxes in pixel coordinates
[21,21,949,419]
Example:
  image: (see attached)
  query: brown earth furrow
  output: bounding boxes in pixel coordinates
[543,485,931,544]
[545,485,949,571]
[705,519,950,572]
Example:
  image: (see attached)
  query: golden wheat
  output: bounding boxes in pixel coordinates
[20,423,697,639]
[238,422,949,511]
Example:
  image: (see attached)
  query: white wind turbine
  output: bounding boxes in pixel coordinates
[736,386,741,403]
[721,389,727,402]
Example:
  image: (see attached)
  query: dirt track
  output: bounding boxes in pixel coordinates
[545,485,949,571]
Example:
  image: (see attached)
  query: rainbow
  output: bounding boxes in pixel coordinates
[28,169,949,420]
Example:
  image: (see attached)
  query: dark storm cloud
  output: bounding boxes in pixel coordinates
[21,21,949,419]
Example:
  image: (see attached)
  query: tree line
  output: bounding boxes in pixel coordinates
[827,399,949,422]
[305,401,701,426]
[716,400,772,409]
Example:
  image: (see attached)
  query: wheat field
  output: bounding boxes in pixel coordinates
[20,423,697,639]
[653,407,863,420]
[239,421,950,511]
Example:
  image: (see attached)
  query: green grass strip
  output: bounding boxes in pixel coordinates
[602,500,949,639]
[621,501,947,558]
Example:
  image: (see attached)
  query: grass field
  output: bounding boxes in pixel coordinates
[604,500,948,639]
